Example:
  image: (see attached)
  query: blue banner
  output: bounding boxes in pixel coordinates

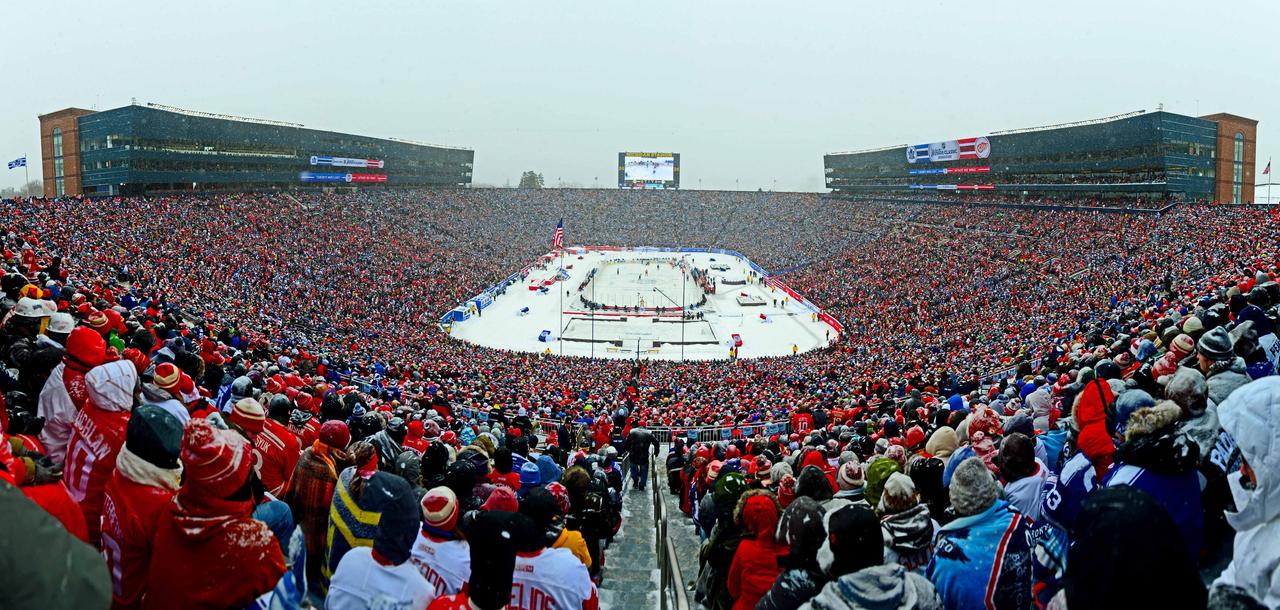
[299,171,349,183]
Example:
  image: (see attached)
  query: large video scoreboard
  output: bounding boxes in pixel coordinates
[618,152,680,189]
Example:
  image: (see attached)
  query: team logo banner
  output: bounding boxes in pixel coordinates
[310,155,386,168]
[906,137,990,164]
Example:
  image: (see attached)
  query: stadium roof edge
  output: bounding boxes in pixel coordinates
[125,102,475,152]
[825,109,1164,157]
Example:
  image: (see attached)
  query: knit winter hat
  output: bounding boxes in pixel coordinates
[152,362,183,396]
[864,457,901,507]
[904,425,926,450]
[776,496,826,561]
[996,433,1037,482]
[481,485,518,512]
[1180,316,1204,336]
[318,420,351,449]
[86,310,110,332]
[1114,390,1156,438]
[126,404,184,470]
[949,457,1000,516]
[519,461,542,489]
[464,511,537,610]
[818,503,883,578]
[836,459,865,491]
[230,398,266,436]
[1002,413,1034,439]
[877,472,918,515]
[372,475,421,565]
[544,482,571,515]
[1169,333,1194,357]
[180,418,253,499]
[519,487,560,534]
[1197,327,1234,361]
[714,471,749,513]
[421,486,460,534]
[66,326,106,370]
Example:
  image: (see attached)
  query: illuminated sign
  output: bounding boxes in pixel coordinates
[310,156,386,168]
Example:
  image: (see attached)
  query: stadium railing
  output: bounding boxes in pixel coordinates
[651,454,690,610]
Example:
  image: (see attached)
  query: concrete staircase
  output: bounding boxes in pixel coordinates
[660,480,706,609]
[599,485,660,609]
[597,453,709,610]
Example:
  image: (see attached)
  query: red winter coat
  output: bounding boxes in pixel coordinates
[22,481,90,542]
[253,419,301,497]
[100,456,178,610]
[143,492,285,610]
[727,495,787,610]
[63,398,132,545]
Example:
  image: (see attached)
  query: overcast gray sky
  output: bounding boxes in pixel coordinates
[2,0,1276,193]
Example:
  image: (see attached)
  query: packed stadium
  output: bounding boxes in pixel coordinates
[2,3,1279,610]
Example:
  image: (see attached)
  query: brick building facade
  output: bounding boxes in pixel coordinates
[37,108,94,198]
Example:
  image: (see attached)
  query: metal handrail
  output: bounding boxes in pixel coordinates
[652,454,690,610]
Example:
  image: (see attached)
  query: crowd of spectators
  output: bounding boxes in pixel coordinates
[837,191,1178,210]
[0,186,1277,608]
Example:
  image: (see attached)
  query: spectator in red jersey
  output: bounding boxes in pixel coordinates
[62,359,137,545]
[99,405,184,610]
[255,394,302,497]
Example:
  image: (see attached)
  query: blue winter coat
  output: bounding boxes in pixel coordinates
[927,499,1033,610]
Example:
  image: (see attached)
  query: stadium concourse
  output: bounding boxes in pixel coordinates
[0,188,1278,609]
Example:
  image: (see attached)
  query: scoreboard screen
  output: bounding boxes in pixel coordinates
[619,152,679,189]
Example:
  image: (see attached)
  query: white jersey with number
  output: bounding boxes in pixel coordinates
[511,547,599,610]
[326,547,434,610]
[409,531,470,598]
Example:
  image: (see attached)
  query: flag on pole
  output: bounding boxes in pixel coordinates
[552,218,564,249]
[1264,159,1271,175]
[6,156,24,170]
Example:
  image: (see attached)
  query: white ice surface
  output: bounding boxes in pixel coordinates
[447,250,836,361]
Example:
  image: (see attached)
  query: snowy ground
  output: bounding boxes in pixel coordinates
[448,249,836,360]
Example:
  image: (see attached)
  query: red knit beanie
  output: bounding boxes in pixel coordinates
[230,398,266,436]
[65,326,107,370]
[181,418,253,499]
[152,363,183,397]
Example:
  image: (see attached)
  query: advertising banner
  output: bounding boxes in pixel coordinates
[300,172,388,183]
[299,172,350,183]
[906,136,991,163]
[909,184,995,191]
[310,155,386,168]
[909,166,991,175]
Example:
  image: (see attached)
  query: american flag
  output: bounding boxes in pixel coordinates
[1264,159,1271,175]
[552,218,564,249]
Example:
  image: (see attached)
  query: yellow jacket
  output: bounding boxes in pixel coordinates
[554,527,593,568]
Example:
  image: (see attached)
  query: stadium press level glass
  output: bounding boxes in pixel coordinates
[618,152,680,189]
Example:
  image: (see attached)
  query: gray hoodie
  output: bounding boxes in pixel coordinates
[799,563,941,610]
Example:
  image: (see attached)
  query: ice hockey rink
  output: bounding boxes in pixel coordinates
[445,249,837,360]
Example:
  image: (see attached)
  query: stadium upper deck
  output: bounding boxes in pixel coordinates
[824,110,1257,204]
